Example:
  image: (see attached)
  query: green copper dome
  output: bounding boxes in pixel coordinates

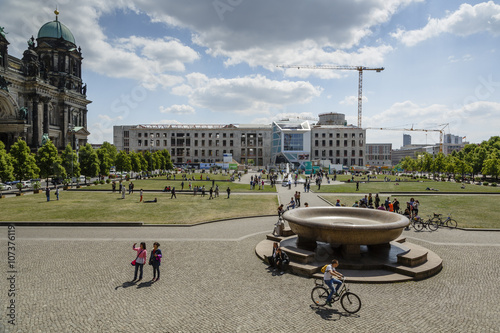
[37,19,75,45]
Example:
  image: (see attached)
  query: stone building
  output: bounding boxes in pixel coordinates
[113,124,272,166]
[0,10,91,151]
[114,113,366,168]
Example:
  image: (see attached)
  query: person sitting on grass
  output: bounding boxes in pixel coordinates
[144,198,157,203]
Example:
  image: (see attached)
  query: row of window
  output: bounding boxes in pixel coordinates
[313,139,364,148]
[314,132,364,139]
[134,132,267,139]
[313,150,364,158]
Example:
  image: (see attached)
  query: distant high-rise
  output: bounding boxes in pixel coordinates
[403,134,411,147]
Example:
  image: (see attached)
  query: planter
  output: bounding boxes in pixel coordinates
[33,189,42,194]
[63,185,71,190]
[0,195,5,199]
[16,193,23,196]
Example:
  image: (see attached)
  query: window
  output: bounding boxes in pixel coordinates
[194,150,198,156]
[329,140,333,146]
[194,140,198,146]
[344,140,347,147]
[202,133,205,138]
[201,140,205,146]
[352,140,356,146]
[352,150,355,157]
[344,133,348,138]
[314,150,319,157]
[322,140,326,146]
[124,139,129,146]
[336,133,340,138]
[314,140,319,146]
[352,133,355,138]
[284,133,304,151]
[138,133,142,138]
[156,140,160,146]
[329,133,333,138]
[336,140,340,146]
[223,133,227,138]
[230,140,233,147]
[315,133,319,138]
[359,150,363,157]
[195,133,198,138]
[124,131,129,138]
[163,140,167,146]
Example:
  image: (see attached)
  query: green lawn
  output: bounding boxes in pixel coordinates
[321,194,500,229]
[314,180,500,193]
[79,179,277,193]
[0,191,278,224]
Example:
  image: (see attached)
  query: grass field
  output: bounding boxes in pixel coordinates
[79,178,277,193]
[0,191,278,224]
[321,194,500,229]
[314,180,500,193]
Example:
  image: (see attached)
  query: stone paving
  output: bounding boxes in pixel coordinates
[0,218,499,332]
[0,172,499,332]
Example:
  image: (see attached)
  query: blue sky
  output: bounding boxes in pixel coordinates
[1,0,499,148]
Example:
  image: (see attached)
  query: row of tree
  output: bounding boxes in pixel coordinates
[0,139,174,183]
[398,136,500,180]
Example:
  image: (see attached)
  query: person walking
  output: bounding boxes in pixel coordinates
[121,185,126,199]
[45,187,50,201]
[209,187,214,199]
[149,242,162,282]
[181,181,184,190]
[356,181,359,191]
[55,186,59,200]
[226,187,231,198]
[171,187,176,199]
[132,242,147,282]
[139,189,143,202]
[215,185,219,198]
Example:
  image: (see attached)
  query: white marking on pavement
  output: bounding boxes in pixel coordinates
[406,236,500,247]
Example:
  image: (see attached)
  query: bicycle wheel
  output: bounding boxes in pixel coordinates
[446,219,458,228]
[429,217,441,228]
[427,220,439,231]
[414,220,424,231]
[341,292,361,314]
[311,286,329,306]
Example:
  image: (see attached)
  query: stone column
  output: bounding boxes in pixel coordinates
[30,94,40,148]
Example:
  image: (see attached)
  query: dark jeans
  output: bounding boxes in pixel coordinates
[134,263,144,280]
[153,264,160,279]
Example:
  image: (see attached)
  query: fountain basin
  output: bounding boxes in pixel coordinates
[283,207,409,246]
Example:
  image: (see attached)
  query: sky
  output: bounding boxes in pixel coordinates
[1,0,499,148]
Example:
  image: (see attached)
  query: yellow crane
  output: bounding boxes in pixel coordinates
[276,65,384,128]
[366,124,449,154]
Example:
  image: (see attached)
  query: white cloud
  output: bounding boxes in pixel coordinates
[159,104,195,115]
[392,1,500,46]
[0,1,198,90]
[172,73,323,113]
[340,95,368,105]
[364,100,500,145]
[139,0,416,70]
[252,112,317,125]
[157,119,182,125]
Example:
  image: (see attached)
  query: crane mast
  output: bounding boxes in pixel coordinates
[276,65,384,128]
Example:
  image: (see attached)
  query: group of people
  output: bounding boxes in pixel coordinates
[249,175,265,190]
[131,242,163,282]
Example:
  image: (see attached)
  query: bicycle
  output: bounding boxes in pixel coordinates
[311,277,361,314]
[413,215,438,232]
[429,213,458,229]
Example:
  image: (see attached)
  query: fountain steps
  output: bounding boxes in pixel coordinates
[256,236,443,283]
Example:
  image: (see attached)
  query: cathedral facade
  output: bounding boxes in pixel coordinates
[0,11,90,151]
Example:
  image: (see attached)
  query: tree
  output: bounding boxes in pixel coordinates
[0,141,14,182]
[138,152,148,173]
[115,151,131,177]
[37,139,65,184]
[482,152,500,181]
[9,138,39,181]
[143,151,153,174]
[79,143,100,182]
[61,144,80,180]
[96,146,113,176]
[100,142,117,168]
[433,152,446,176]
[400,156,416,173]
[160,149,174,170]
[129,151,141,174]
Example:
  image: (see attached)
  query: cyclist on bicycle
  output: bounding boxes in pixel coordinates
[324,259,344,307]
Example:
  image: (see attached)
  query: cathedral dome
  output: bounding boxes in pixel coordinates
[37,13,75,45]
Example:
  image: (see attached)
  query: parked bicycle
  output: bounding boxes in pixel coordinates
[413,215,438,232]
[311,277,361,313]
[429,213,458,229]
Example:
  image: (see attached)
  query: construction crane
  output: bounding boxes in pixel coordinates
[366,124,449,154]
[276,65,384,128]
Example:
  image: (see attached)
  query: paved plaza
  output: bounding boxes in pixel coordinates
[1,217,499,332]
